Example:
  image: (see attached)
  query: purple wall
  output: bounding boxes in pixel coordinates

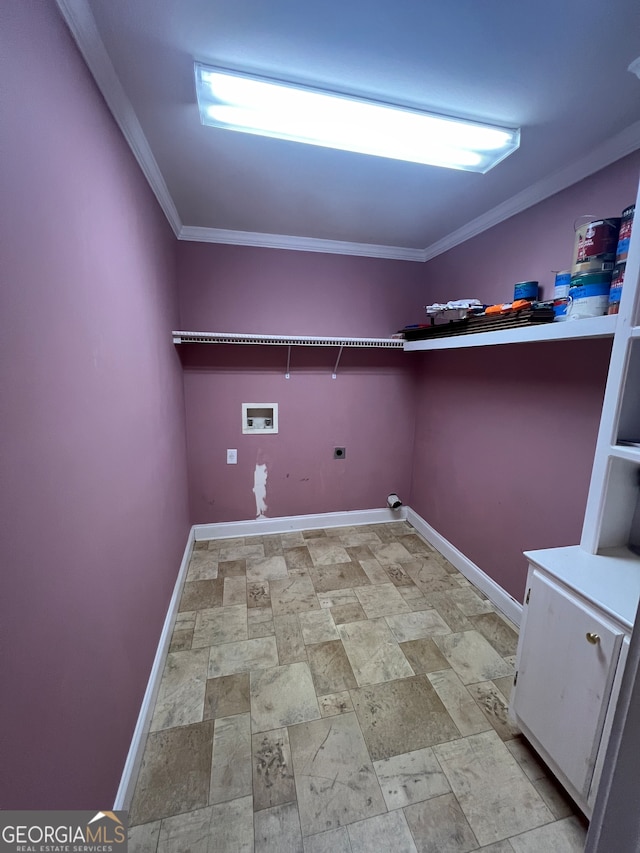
[177,245,424,523]
[410,341,610,602]
[178,243,428,337]
[0,2,190,808]
[423,150,640,305]
[2,1,635,808]
[181,346,417,522]
[410,154,640,602]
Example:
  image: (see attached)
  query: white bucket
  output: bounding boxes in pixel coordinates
[567,272,612,320]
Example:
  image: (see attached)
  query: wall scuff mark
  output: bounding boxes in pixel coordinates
[253,463,268,518]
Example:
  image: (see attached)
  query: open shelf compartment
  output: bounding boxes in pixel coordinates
[598,455,640,552]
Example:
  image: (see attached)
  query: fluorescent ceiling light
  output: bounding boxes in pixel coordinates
[194,62,520,173]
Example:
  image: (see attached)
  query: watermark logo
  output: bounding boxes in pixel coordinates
[0,811,128,853]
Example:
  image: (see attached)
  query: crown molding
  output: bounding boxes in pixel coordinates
[178,225,426,261]
[422,121,640,262]
[55,0,182,237]
[52,1,639,264]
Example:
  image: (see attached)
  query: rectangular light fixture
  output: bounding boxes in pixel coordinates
[194,62,520,173]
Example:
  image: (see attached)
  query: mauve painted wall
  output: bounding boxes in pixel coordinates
[181,346,417,522]
[177,245,425,522]
[423,150,640,305]
[177,243,428,336]
[410,156,640,603]
[0,2,190,808]
[410,341,610,602]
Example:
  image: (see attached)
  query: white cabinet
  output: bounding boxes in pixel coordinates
[580,178,640,556]
[512,568,625,810]
[511,548,640,817]
[512,174,640,818]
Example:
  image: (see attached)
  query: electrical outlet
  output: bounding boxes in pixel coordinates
[227,449,238,464]
[334,447,346,459]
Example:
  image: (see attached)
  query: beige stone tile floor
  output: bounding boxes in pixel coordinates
[128,521,588,852]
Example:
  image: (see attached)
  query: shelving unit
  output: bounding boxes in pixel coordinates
[174,315,617,357]
[172,331,404,348]
[402,313,616,351]
[610,444,640,464]
[172,331,404,379]
[580,199,640,556]
[511,175,640,818]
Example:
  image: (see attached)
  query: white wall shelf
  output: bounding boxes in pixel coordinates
[172,331,404,348]
[403,314,617,351]
[172,330,404,379]
[610,444,640,464]
[173,319,617,355]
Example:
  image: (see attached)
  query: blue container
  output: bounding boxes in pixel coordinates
[553,271,571,320]
[608,264,626,315]
[616,205,634,262]
[568,271,612,319]
[553,270,572,299]
[514,281,539,301]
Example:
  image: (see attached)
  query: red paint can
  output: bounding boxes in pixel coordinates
[572,217,621,275]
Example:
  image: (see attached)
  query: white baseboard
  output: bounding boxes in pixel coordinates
[195,504,520,623]
[115,504,518,808]
[193,506,408,541]
[112,507,404,807]
[113,526,195,810]
[406,508,523,627]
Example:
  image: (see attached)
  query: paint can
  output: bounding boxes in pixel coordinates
[553,270,571,298]
[567,271,612,320]
[572,217,621,275]
[552,271,571,321]
[616,205,635,263]
[608,263,626,315]
[513,281,538,301]
[553,297,570,322]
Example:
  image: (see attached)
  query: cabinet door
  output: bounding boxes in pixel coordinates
[512,570,623,796]
[588,635,630,808]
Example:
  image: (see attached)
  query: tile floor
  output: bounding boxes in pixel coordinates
[128,521,588,852]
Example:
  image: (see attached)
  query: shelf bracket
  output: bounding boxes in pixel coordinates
[332,345,344,379]
[285,345,291,380]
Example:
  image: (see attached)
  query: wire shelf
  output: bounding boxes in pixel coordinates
[172,331,404,348]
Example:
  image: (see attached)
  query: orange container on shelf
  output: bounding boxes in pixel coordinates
[485,299,532,315]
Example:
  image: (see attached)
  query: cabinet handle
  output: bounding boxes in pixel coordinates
[586,632,600,645]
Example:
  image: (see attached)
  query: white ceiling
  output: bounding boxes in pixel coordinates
[59,0,640,260]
